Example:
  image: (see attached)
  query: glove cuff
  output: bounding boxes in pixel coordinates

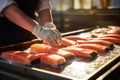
[32,23,42,35]
[44,22,56,28]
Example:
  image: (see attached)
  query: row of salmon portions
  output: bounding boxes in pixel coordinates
[62,26,120,53]
[30,26,120,67]
[2,50,68,67]
[2,26,120,67]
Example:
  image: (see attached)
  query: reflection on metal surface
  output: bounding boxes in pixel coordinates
[50,0,73,11]
[74,0,92,9]
[100,0,111,9]
[96,62,120,80]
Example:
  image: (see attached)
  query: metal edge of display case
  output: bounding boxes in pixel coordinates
[96,62,120,80]
[85,54,120,80]
[0,54,119,80]
[0,61,74,80]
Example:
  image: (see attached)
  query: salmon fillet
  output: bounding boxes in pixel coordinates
[98,34,120,39]
[2,51,38,65]
[62,47,97,57]
[77,39,113,48]
[64,36,87,41]
[30,44,75,60]
[35,53,66,67]
[60,38,77,46]
[94,37,120,44]
[43,38,77,47]
[75,44,109,53]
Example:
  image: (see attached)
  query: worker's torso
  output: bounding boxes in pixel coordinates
[14,0,39,18]
[0,0,40,46]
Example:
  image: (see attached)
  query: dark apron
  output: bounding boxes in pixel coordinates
[0,0,39,47]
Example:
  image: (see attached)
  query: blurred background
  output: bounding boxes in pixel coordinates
[50,0,120,32]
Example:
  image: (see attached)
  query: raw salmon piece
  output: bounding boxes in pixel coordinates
[75,44,109,53]
[60,38,77,46]
[34,53,48,59]
[30,44,75,60]
[2,51,38,65]
[49,48,75,60]
[2,51,30,65]
[43,38,77,47]
[34,53,66,67]
[77,39,114,48]
[62,47,97,57]
[98,34,120,39]
[64,36,87,41]
[2,51,17,60]
[40,54,66,67]
[94,37,120,44]
[30,44,50,53]
[43,40,62,47]
[14,51,40,65]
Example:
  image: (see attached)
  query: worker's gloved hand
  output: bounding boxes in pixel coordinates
[32,22,61,46]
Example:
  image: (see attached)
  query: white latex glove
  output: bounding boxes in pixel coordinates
[32,22,61,46]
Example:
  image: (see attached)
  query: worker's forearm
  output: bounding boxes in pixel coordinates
[38,9,53,25]
[3,3,36,32]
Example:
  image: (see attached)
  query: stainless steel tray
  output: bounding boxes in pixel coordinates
[0,29,120,80]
